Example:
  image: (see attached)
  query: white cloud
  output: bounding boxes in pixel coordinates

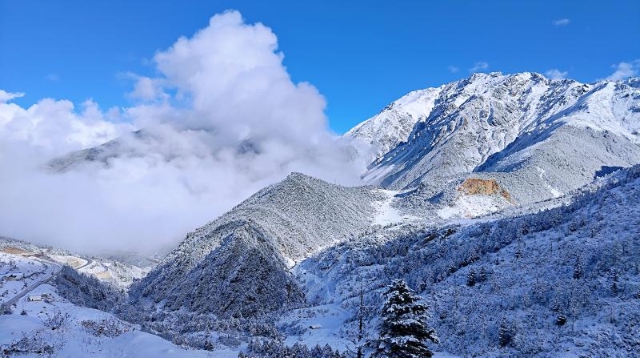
[469,61,489,73]
[606,60,640,81]
[0,97,132,157]
[554,18,570,26]
[148,11,329,144]
[126,74,168,102]
[545,68,568,80]
[0,90,25,103]
[448,66,459,74]
[0,10,365,254]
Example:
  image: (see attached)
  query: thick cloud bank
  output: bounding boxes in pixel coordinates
[0,11,364,254]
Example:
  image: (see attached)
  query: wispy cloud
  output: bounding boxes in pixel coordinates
[46,73,60,82]
[0,90,25,103]
[553,18,570,26]
[545,69,568,80]
[468,61,489,73]
[606,60,640,80]
[448,65,459,74]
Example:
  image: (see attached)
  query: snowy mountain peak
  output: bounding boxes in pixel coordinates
[343,86,444,163]
[342,72,568,165]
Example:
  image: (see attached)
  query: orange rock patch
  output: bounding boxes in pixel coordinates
[458,178,512,202]
[0,247,31,255]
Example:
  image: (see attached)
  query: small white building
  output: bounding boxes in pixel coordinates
[28,295,42,302]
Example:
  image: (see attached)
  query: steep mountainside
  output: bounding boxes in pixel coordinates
[130,73,640,328]
[346,73,640,216]
[130,173,383,319]
[343,87,443,163]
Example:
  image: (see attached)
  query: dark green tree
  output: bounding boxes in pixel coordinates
[373,280,439,358]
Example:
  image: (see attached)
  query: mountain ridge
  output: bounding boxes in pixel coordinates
[130,172,384,319]
[345,72,640,220]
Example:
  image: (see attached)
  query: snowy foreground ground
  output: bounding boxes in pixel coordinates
[0,252,233,358]
[0,252,461,358]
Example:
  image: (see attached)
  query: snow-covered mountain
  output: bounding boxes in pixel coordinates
[345,73,640,218]
[130,173,385,321]
[47,130,150,172]
[48,72,640,223]
[4,72,640,357]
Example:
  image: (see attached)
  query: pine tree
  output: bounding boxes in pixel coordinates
[610,268,619,295]
[357,285,365,358]
[373,280,439,358]
[466,269,476,287]
[498,318,513,347]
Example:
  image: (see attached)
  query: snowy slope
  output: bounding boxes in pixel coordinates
[291,164,640,357]
[47,130,150,172]
[0,251,59,308]
[0,251,224,357]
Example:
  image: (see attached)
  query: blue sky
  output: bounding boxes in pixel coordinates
[1,0,639,133]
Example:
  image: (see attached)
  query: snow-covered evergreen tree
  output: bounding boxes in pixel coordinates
[373,279,438,358]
